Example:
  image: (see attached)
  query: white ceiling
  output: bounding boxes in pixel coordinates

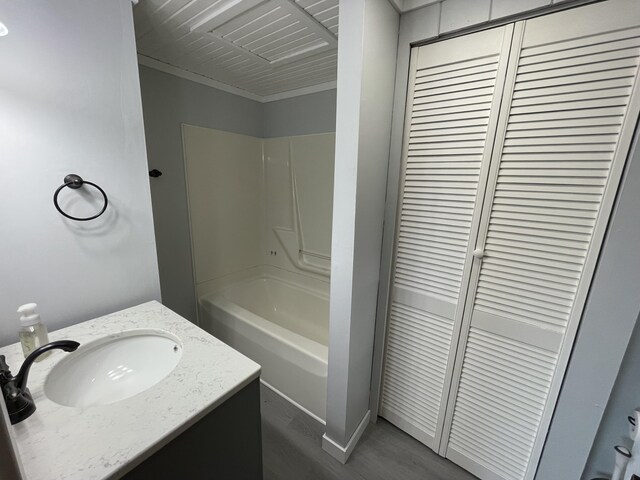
[133,0,339,99]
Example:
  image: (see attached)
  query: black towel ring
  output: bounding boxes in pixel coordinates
[53,174,108,221]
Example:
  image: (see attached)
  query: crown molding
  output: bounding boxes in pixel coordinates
[137,55,263,102]
[387,0,403,12]
[262,81,337,103]
[137,54,336,103]
[388,0,442,13]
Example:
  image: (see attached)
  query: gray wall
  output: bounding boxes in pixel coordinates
[583,312,640,478]
[138,65,336,322]
[0,0,160,347]
[139,66,262,322]
[263,89,336,138]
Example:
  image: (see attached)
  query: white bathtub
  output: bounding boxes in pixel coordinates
[198,273,329,421]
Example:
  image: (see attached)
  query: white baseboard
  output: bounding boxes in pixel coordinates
[321,410,371,464]
[260,379,326,426]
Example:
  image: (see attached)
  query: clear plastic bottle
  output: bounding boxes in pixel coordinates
[17,303,50,361]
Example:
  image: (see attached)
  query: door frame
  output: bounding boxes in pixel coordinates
[370,0,602,424]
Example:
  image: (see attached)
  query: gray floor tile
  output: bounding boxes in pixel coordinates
[261,385,477,480]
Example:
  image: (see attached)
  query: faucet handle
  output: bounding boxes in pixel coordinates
[0,356,11,386]
[0,355,9,374]
[2,381,35,425]
[1,341,79,424]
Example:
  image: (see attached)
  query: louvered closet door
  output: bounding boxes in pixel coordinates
[442,1,640,479]
[379,26,514,449]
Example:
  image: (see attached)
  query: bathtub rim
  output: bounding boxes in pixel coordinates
[219,270,329,303]
[196,264,330,302]
[199,276,328,365]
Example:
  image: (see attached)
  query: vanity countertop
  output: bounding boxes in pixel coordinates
[0,301,261,480]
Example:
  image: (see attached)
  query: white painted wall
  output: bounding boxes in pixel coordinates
[0,0,160,348]
[323,0,399,459]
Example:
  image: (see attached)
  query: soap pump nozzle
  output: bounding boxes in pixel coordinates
[17,303,40,326]
[16,303,50,360]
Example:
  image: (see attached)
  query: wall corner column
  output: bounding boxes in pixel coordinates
[323,0,400,463]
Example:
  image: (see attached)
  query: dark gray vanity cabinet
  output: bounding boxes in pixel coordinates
[123,379,263,480]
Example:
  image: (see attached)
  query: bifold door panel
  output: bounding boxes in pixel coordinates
[379,25,514,450]
[443,3,640,479]
[381,0,640,479]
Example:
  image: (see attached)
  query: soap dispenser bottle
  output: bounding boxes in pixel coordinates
[17,303,50,361]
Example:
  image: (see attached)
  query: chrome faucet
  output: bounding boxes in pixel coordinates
[0,340,79,424]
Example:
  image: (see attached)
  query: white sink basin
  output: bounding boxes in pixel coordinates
[44,329,183,408]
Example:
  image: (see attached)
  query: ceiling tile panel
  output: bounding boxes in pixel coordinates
[134,0,338,98]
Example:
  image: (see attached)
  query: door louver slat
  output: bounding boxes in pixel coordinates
[381,26,513,449]
[381,4,640,479]
[447,329,556,480]
[445,9,640,480]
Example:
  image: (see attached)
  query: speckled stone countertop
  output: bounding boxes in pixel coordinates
[0,301,261,480]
